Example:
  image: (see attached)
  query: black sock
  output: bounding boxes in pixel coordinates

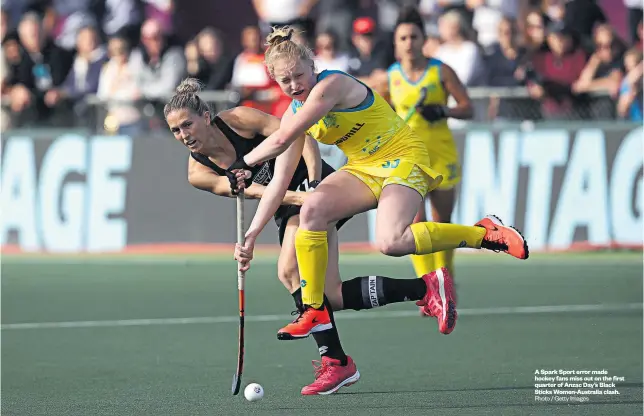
[291,289,348,365]
[341,276,427,310]
[291,288,304,312]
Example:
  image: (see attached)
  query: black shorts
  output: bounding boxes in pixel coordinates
[275,162,351,245]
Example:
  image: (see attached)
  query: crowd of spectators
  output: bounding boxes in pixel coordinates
[0,0,641,133]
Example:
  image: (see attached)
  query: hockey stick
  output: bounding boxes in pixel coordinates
[403,86,428,123]
[231,190,245,395]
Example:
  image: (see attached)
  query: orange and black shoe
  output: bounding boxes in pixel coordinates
[475,215,529,260]
[277,305,333,340]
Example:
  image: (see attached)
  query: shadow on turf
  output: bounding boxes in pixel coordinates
[336,382,644,395]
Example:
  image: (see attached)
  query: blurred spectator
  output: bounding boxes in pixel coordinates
[485,17,530,120]
[1,8,11,130]
[2,0,34,29]
[314,31,351,72]
[521,9,548,54]
[44,0,97,51]
[486,17,521,86]
[99,0,143,45]
[6,12,72,120]
[515,9,548,85]
[2,19,22,76]
[1,9,11,88]
[422,34,442,57]
[541,0,565,23]
[435,10,486,86]
[231,25,270,89]
[252,0,315,37]
[572,24,626,118]
[185,40,203,80]
[375,0,422,34]
[563,0,606,52]
[624,0,642,45]
[290,24,312,47]
[141,0,173,34]
[467,0,519,53]
[419,0,475,30]
[528,23,587,119]
[97,35,143,134]
[231,25,281,114]
[572,24,625,97]
[1,8,8,40]
[616,47,643,121]
[129,18,185,101]
[347,17,390,78]
[44,25,107,109]
[196,27,234,90]
[316,0,361,52]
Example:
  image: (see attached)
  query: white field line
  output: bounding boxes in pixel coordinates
[2,303,641,331]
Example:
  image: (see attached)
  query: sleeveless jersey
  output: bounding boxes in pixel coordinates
[387,59,454,144]
[191,116,310,192]
[290,70,441,184]
[191,116,350,239]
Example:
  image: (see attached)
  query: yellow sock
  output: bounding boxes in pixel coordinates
[411,250,455,277]
[294,229,328,308]
[444,249,455,276]
[410,253,436,277]
[410,222,486,255]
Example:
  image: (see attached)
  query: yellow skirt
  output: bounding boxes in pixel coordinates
[341,159,443,200]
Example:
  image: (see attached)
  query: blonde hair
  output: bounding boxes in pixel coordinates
[163,78,212,120]
[264,26,315,78]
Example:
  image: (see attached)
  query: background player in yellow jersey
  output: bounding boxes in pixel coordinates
[387,7,473,310]
[227,26,528,343]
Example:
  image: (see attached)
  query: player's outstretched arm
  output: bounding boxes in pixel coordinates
[245,131,306,240]
[302,135,322,182]
[241,74,345,167]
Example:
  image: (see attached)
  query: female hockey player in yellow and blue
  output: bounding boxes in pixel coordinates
[387,7,474,308]
[227,25,527,354]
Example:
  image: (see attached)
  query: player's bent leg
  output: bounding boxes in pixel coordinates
[323,225,344,311]
[280,220,351,372]
[282,171,376,340]
[375,183,424,256]
[376,183,487,256]
[299,170,378,230]
[414,187,458,317]
[428,187,457,275]
[409,197,437,277]
[278,216,304,296]
[376,184,458,333]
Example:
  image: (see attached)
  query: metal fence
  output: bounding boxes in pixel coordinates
[1,87,622,134]
[466,87,619,124]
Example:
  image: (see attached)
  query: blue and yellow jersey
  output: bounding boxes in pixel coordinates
[291,70,441,186]
[387,59,453,143]
[387,59,461,188]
